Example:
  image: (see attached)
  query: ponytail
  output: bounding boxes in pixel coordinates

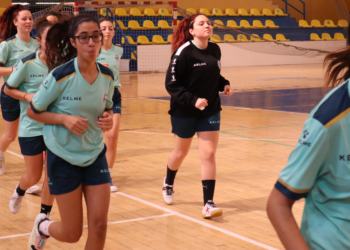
[35,16,53,39]
[0,4,29,40]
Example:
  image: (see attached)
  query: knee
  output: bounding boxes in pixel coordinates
[200,151,216,163]
[4,132,17,143]
[173,149,188,160]
[91,220,107,238]
[28,176,41,186]
[65,229,83,243]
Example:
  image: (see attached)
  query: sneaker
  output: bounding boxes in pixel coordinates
[110,182,118,192]
[26,185,42,194]
[0,157,5,175]
[162,177,174,205]
[9,185,24,214]
[202,200,223,219]
[28,213,50,250]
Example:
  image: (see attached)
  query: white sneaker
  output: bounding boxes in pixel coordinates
[28,213,50,250]
[202,200,223,219]
[162,177,174,205]
[9,185,24,214]
[0,157,5,175]
[26,185,42,194]
[110,183,118,192]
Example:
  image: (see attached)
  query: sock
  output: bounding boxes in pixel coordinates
[109,168,113,175]
[40,204,53,215]
[0,150,5,158]
[165,165,178,186]
[16,184,26,196]
[202,180,216,205]
[38,219,54,237]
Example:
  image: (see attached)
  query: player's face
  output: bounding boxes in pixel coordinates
[100,21,115,42]
[37,26,50,53]
[46,15,58,24]
[13,10,33,34]
[190,15,212,40]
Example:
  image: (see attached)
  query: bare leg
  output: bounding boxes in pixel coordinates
[0,119,19,152]
[167,135,193,171]
[41,157,54,206]
[19,154,44,190]
[197,131,219,180]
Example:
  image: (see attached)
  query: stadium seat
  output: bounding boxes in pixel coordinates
[274,8,288,16]
[225,8,239,16]
[224,34,235,42]
[322,33,334,40]
[240,20,253,29]
[153,35,168,44]
[99,8,107,17]
[338,20,349,27]
[158,8,172,16]
[238,8,251,16]
[250,34,264,42]
[199,8,212,16]
[262,8,276,16]
[250,8,263,16]
[210,34,223,43]
[167,34,173,43]
[276,34,290,41]
[122,36,137,45]
[324,20,337,28]
[237,34,249,42]
[137,35,152,45]
[0,8,5,17]
[213,20,225,29]
[253,20,266,29]
[131,51,137,60]
[158,20,172,29]
[130,8,144,16]
[310,33,323,41]
[311,20,324,28]
[128,20,142,30]
[144,8,158,16]
[186,8,197,14]
[265,20,279,29]
[263,34,276,41]
[227,20,240,29]
[334,33,346,40]
[299,20,312,28]
[115,8,129,16]
[143,20,157,30]
[116,20,127,30]
[212,8,225,16]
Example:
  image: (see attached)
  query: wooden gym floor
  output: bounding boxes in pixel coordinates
[0,64,325,249]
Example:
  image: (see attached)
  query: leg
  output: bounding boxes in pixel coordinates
[19,154,44,190]
[0,119,19,152]
[167,135,193,171]
[104,113,121,169]
[41,158,55,214]
[197,131,219,180]
[83,183,110,250]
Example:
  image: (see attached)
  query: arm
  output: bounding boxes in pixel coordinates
[4,86,34,102]
[0,67,14,77]
[0,42,12,77]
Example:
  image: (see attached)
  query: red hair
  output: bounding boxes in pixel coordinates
[172,14,205,53]
[0,4,29,40]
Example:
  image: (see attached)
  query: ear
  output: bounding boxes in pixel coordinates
[13,18,18,27]
[70,38,77,48]
[189,28,194,36]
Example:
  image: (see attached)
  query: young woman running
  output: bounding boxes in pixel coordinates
[27,15,114,250]
[96,18,123,192]
[267,26,350,250]
[162,14,233,218]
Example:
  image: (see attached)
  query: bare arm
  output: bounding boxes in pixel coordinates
[267,188,309,250]
[0,66,14,77]
[4,85,34,102]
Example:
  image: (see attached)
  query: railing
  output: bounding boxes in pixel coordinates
[282,0,305,20]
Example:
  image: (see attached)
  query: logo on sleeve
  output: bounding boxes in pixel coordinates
[218,60,221,69]
[42,80,48,89]
[171,75,176,81]
[172,59,177,65]
[115,55,120,63]
[171,66,175,73]
[298,129,311,147]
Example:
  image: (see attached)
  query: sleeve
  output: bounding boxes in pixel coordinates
[0,41,9,67]
[5,61,26,89]
[165,51,198,107]
[275,117,329,200]
[30,73,62,113]
[105,80,114,110]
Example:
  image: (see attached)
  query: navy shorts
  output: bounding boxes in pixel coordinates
[112,88,121,114]
[171,111,221,139]
[47,145,110,195]
[18,136,46,156]
[1,84,20,122]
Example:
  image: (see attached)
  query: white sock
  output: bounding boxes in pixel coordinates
[109,168,113,175]
[0,150,5,158]
[39,219,54,236]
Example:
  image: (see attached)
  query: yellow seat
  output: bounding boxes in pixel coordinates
[115,20,127,30]
[265,20,279,29]
[262,8,276,16]
[310,33,323,41]
[334,33,346,40]
[167,34,173,43]
[213,20,225,29]
[210,34,223,43]
[276,34,290,41]
[227,20,240,29]
[299,20,312,28]
[143,20,157,30]
[131,51,137,60]
[186,8,197,14]
[121,36,137,45]
[322,33,333,40]
[100,8,107,17]
[250,34,263,42]
[212,8,225,16]
[338,19,349,28]
[324,20,337,28]
[130,8,144,16]
[158,8,172,17]
[311,19,324,28]
[0,8,5,17]
[263,34,276,41]
[238,8,251,16]
[158,20,172,29]
[240,20,253,29]
[115,8,129,16]
[253,20,266,29]
[250,8,263,16]
[199,8,212,16]
[144,8,158,16]
[237,34,249,42]
[274,8,288,16]
[225,8,239,16]
[152,35,168,44]
[128,20,142,30]
[224,34,235,42]
[137,35,152,45]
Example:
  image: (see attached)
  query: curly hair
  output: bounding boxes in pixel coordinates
[0,4,30,40]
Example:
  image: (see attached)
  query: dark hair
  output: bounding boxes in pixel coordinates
[45,14,100,72]
[35,16,53,39]
[98,18,113,25]
[43,11,62,20]
[172,14,206,53]
[324,25,350,89]
[0,4,30,40]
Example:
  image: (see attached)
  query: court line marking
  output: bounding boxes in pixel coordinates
[7,150,24,159]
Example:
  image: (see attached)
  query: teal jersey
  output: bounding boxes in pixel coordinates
[275,79,350,249]
[5,51,47,137]
[0,35,38,82]
[96,45,123,88]
[30,58,114,167]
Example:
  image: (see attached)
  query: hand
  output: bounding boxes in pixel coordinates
[96,111,113,132]
[24,94,35,102]
[195,98,208,111]
[101,63,109,68]
[224,85,233,96]
[63,115,89,137]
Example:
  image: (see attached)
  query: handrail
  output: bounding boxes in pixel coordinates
[282,0,305,20]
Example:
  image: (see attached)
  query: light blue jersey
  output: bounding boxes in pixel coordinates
[5,51,47,137]
[96,45,123,88]
[0,35,38,82]
[275,79,350,249]
[30,58,114,167]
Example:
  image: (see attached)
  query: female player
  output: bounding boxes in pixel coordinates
[5,18,54,216]
[267,26,350,249]
[97,18,123,192]
[27,15,114,250]
[162,14,233,219]
[43,11,62,24]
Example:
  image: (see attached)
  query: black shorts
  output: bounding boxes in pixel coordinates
[171,111,221,139]
[18,136,46,156]
[1,84,20,122]
[112,88,121,114]
[47,145,110,195]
